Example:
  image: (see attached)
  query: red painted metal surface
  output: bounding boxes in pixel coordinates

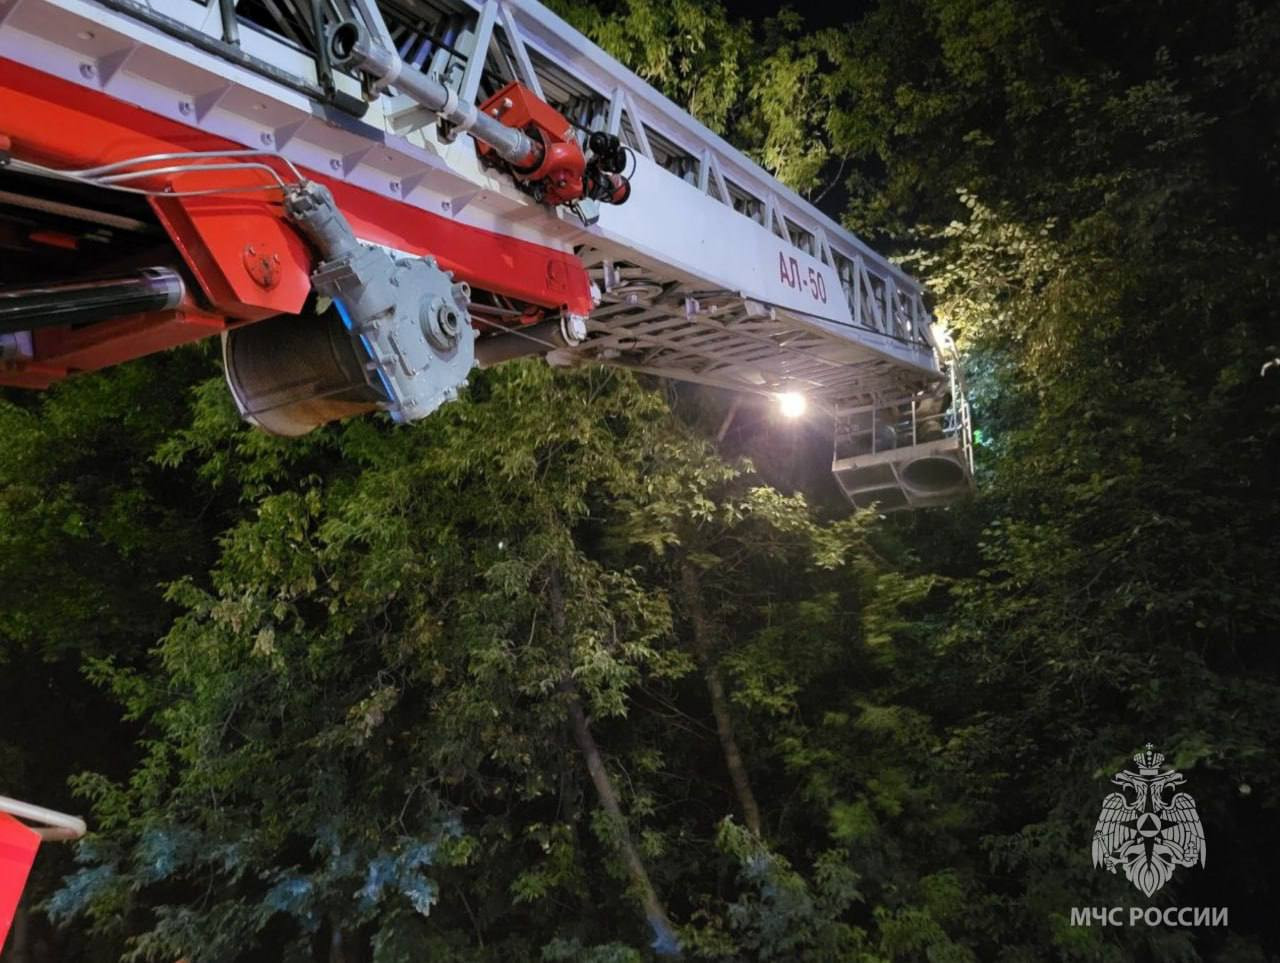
[477,82,589,206]
[32,301,230,374]
[480,81,576,150]
[320,174,592,313]
[27,229,79,250]
[0,814,40,949]
[0,57,593,387]
[150,194,312,322]
[1,300,232,388]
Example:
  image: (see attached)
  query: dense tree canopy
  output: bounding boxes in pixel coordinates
[2,0,1277,960]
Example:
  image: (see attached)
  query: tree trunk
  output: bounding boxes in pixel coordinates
[679,560,763,837]
[547,565,681,957]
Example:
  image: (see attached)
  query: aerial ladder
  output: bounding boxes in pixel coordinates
[0,0,975,930]
[0,0,974,511]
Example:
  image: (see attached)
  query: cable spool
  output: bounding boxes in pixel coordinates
[222,304,386,437]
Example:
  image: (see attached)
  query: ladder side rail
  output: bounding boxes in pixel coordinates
[454,0,499,108]
[493,0,931,348]
[496,0,545,97]
[90,0,333,96]
[381,0,807,314]
[48,0,936,356]
[498,0,925,296]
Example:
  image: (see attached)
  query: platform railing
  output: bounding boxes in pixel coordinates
[0,795,85,842]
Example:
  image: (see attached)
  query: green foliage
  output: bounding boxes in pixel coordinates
[709,819,866,960]
[547,0,842,195]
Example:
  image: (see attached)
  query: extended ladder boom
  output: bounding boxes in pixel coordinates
[0,0,973,508]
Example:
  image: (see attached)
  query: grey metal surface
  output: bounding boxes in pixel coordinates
[286,181,476,424]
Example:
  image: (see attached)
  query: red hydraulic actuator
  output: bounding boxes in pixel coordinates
[473,82,632,209]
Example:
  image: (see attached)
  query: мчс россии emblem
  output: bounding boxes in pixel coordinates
[1092,744,1206,897]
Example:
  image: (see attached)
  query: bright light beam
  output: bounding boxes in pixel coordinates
[777,392,807,418]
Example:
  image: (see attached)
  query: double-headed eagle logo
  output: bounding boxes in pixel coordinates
[1092,744,1206,896]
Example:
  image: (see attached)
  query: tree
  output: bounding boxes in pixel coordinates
[48,364,695,960]
[820,0,1280,956]
[0,348,230,960]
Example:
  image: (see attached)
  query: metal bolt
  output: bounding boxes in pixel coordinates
[389,181,400,193]
[329,158,341,171]
[79,63,95,78]
[178,101,193,116]
[260,132,273,146]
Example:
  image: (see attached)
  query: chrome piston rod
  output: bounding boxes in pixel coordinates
[0,268,184,334]
[328,20,541,170]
